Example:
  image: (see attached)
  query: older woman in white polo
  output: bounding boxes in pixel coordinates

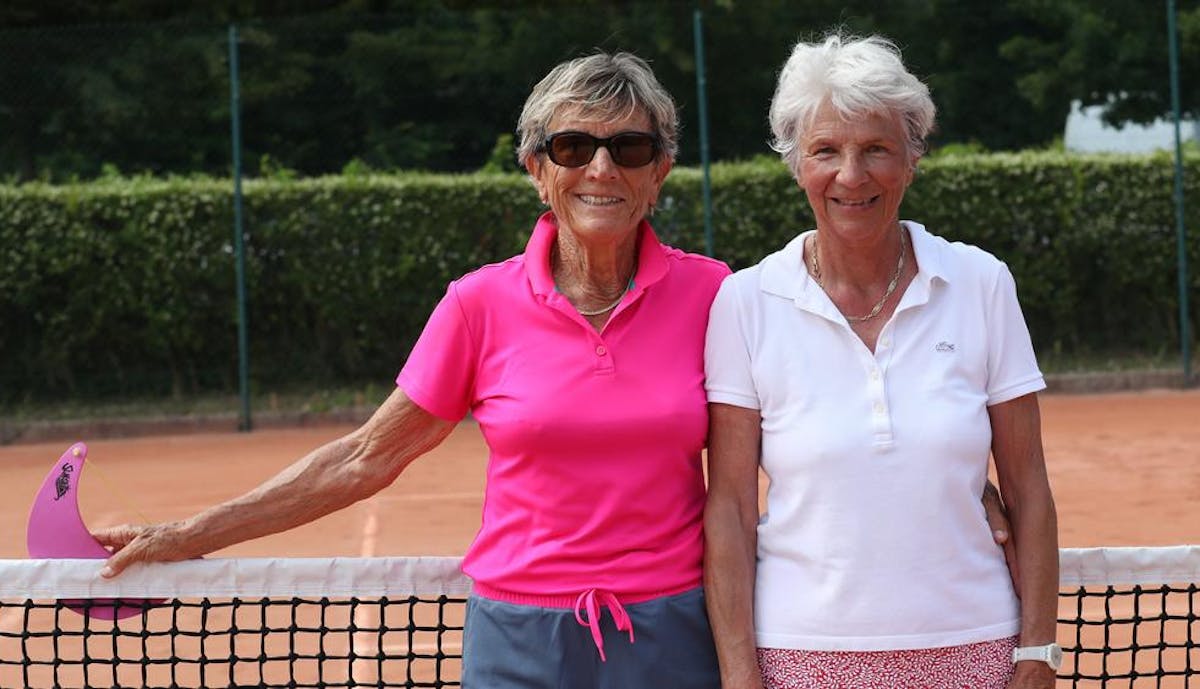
[703,34,1060,689]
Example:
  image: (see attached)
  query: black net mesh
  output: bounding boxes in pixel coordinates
[0,595,465,688]
[1058,583,1199,688]
[2,552,1198,688]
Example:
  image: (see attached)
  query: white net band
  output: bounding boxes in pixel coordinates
[1059,545,1200,585]
[0,555,471,598]
[0,546,1196,599]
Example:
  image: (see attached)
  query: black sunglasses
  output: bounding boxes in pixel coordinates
[541,131,660,168]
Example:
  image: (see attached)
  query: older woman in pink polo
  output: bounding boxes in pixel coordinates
[95,52,727,688]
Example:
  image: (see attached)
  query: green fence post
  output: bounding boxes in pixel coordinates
[229,24,252,429]
[693,9,714,257]
[1167,0,1192,385]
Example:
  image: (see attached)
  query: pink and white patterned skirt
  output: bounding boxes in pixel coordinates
[757,635,1019,689]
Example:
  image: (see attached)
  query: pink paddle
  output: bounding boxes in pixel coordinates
[27,442,162,619]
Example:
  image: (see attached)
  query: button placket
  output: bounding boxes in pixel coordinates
[591,335,614,374]
[868,324,895,447]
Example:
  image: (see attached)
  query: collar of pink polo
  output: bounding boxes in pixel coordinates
[524,212,670,298]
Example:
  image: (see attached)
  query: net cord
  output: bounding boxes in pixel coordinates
[0,556,471,599]
[1058,545,1200,585]
[0,547,1195,599]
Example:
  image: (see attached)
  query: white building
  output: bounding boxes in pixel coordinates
[1064,100,1199,153]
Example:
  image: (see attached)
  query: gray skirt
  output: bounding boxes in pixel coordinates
[462,587,720,689]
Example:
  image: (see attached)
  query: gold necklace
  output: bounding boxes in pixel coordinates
[809,227,907,323]
[575,294,625,317]
[551,243,636,318]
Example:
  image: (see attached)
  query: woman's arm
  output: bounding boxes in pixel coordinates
[983,479,1021,591]
[705,402,765,689]
[96,388,456,577]
[988,392,1059,689]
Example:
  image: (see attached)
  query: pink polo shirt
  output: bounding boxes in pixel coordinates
[397,212,729,605]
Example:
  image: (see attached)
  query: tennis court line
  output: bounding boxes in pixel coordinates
[351,499,382,683]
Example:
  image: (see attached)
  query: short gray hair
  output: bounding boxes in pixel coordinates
[515,51,679,167]
[769,34,936,175]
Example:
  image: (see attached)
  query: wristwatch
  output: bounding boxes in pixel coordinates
[1012,642,1063,670]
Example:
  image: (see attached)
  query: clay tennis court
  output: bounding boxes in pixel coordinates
[1,389,1198,558]
[0,389,1197,688]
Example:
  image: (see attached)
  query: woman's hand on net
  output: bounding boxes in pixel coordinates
[94,522,193,578]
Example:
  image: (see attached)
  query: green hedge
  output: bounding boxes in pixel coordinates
[1,153,1197,402]
[663,153,1200,361]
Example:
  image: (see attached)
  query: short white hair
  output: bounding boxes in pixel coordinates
[769,33,936,175]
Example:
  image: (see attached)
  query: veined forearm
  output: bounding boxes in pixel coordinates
[176,393,455,557]
[704,499,763,689]
[176,435,378,555]
[1010,492,1059,643]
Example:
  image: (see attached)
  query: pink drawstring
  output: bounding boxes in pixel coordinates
[573,589,635,662]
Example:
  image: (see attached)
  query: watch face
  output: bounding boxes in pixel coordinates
[1014,644,1064,670]
[1049,644,1064,668]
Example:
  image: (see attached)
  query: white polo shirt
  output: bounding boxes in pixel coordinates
[705,221,1045,651]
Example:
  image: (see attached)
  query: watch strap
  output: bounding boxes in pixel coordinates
[1012,643,1062,670]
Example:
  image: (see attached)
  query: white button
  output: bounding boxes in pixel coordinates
[880,338,891,348]
[870,369,880,380]
[873,402,885,414]
[596,345,607,356]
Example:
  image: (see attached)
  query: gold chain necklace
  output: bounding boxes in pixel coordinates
[575,294,625,317]
[551,243,635,318]
[809,227,907,323]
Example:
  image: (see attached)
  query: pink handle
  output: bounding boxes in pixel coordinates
[27,442,161,620]
[27,442,110,559]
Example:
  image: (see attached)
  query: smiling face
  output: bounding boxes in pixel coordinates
[525,107,672,245]
[797,101,917,243]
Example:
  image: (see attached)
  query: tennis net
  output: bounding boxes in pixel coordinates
[1059,546,1199,687]
[0,557,468,689]
[0,546,1195,688]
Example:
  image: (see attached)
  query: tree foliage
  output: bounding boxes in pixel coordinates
[1002,0,1200,126]
[0,0,1196,181]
